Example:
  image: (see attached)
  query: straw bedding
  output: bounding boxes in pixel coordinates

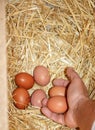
[6,0,95,130]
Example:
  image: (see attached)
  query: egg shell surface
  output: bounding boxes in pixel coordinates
[47,96,67,113]
[12,87,30,109]
[31,89,47,108]
[15,72,34,90]
[33,65,50,86]
[49,86,66,97]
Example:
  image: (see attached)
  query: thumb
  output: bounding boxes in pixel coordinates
[65,67,80,81]
[65,67,88,108]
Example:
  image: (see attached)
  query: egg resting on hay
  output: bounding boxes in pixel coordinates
[7,0,95,130]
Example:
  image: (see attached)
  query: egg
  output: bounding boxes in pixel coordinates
[49,86,66,97]
[31,89,47,108]
[15,72,34,90]
[12,88,30,109]
[47,96,67,113]
[33,65,50,86]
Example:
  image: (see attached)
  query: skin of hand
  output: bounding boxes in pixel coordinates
[41,67,89,128]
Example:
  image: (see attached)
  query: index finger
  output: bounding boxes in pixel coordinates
[53,79,69,87]
[41,107,65,125]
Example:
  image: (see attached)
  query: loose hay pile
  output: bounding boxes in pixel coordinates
[6,0,95,130]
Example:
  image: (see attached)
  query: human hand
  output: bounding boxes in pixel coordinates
[41,67,89,128]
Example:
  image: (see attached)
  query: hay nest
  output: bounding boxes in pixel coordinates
[6,0,95,130]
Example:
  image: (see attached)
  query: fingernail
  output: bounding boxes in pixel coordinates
[65,67,74,74]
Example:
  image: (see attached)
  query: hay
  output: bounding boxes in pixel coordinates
[6,0,95,130]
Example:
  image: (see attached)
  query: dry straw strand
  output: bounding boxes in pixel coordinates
[7,0,95,130]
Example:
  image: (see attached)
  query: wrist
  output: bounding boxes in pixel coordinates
[74,97,95,130]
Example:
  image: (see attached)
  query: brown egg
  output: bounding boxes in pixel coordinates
[49,86,66,97]
[33,65,50,86]
[47,96,67,113]
[12,88,30,109]
[31,89,47,108]
[15,72,34,90]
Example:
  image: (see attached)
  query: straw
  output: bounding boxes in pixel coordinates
[6,0,95,129]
